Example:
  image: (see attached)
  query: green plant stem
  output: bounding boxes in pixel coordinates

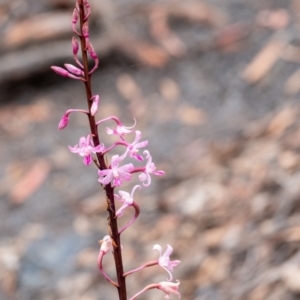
[78,1,127,299]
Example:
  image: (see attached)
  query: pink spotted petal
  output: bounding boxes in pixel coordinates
[131,153,144,161]
[153,170,165,176]
[118,170,132,182]
[133,130,142,144]
[98,170,113,185]
[119,163,134,173]
[83,155,92,166]
[111,155,121,169]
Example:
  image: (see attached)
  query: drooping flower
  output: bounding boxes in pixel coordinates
[106,118,136,138]
[98,155,134,186]
[99,235,113,254]
[69,134,104,165]
[153,244,181,281]
[158,280,181,299]
[126,131,148,161]
[139,150,165,187]
[97,235,119,287]
[115,185,141,217]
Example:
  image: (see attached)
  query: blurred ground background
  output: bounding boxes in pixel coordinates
[1,0,300,299]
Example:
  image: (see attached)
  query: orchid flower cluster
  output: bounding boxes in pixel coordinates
[51,1,181,299]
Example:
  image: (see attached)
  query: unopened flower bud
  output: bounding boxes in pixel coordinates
[87,43,98,60]
[99,235,113,254]
[82,22,89,39]
[72,8,79,25]
[91,95,99,116]
[83,0,91,19]
[51,66,83,80]
[58,114,69,130]
[51,66,69,77]
[64,64,84,76]
[72,36,79,55]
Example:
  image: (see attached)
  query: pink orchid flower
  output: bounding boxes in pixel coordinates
[158,280,181,299]
[126,131,148,161]
[106,118,136,137]
[139,150,165,187]
[69,134,104,165]
[153,244,181,281]
[114,185,141,217]
[98,155,134,187]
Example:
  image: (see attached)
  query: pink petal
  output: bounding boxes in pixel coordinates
[119,163,134,173]
[68,145,80,153]
[153,244,163,255]
[106,127,114,135]
[83,155,92,166]
[116,203,129,217]
[133,130,142,144]
[162,245,174,258]
[79,137,87,148]
[153,170,165,176]
[135,140,148,148]
[139,172,147,182]
[92,144,104,153]
[118,171,132,182]
[98,170,113,185]
[111,155,121,169]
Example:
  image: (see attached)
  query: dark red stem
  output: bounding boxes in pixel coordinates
[77,1,127,299]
